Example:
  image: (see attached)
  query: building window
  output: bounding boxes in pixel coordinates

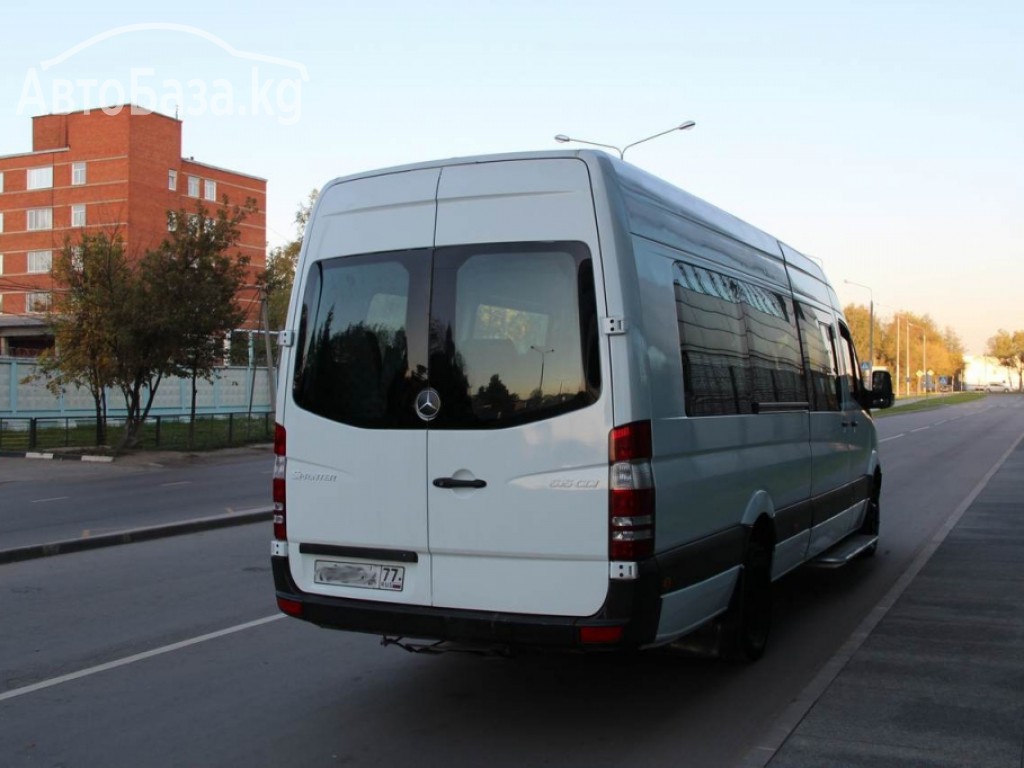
[28,250,53,274]
[27,166,53,190]
[71,246,84,271]
[27,292,52,313]
[188,176,200,197]
[27,208,53,231]
[71,204,86,227]
[0,253,4,275]
[169,169,178,191]
[0,212,4,233]
[204,179,217,201]
[72,162,87,185]
[0,171,4,193]
[168,212,177,232]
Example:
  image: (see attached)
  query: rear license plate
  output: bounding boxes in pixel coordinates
[314,560,405,592]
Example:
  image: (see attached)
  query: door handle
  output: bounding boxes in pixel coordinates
[433,477,487,489]
[843,419,858,428]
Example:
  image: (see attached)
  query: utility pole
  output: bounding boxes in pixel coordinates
[261,289,277,410]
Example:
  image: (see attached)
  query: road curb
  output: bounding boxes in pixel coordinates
[0,450,115,462]
[0,508,272,565]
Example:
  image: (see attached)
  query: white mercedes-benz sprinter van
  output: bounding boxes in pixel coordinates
[270,151,893,660]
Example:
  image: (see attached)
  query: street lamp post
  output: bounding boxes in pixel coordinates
[907,322,918,396]
[530,345,554,396]
[554,121,696,159]
[922,331,928,395]
[893,313,901,398]
[844,279,874,378]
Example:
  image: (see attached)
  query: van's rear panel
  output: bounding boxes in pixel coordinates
[280,157,617,621]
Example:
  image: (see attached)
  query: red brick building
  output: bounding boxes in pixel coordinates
[0,106,266,356]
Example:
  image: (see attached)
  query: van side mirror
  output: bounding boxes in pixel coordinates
[869,370,894,409]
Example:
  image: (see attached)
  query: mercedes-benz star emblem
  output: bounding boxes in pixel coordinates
[415,388,441,421]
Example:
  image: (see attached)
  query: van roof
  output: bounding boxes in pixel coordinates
[320,149,829,290]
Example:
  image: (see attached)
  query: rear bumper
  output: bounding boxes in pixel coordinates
[271,554,661,650]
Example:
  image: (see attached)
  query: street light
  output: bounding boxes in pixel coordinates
[907,322,918,395]
[843,280,876,380]
[530,345,555,395]
[907,322,927,395]
[894,312,901,398]
[554,121,696,159]
[877,303,900,398]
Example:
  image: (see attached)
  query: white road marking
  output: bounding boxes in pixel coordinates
[159,480,192,487]
[30,496,70,503]
[879,434,905,443]
[911,426,930,433]
[0,614,284,703]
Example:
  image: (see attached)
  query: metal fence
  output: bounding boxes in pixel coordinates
[0,412,274,453]
[0,358,274,418]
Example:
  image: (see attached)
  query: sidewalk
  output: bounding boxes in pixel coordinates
[747,435,1024,767]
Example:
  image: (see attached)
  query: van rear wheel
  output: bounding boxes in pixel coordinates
[858,479,881,557]
[718,540,772,662]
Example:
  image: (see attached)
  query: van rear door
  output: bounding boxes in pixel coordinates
[284,170,438,607]
[425,159,613,616]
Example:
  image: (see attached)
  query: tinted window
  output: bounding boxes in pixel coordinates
[736,281,806,406]
[293,250,429,428]
[674,262,750,416]
[796,303,840,412]
[837,322,862,405]
[428,242,600,429]
[673,262,805,416]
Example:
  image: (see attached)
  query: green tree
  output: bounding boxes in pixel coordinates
[261,189,318,333]
[108,261,178,450]
[156,198,254,447]
[987,329,1024,390]
[843,304,881,367]
[36,232,131,445]
[847,307,965,394]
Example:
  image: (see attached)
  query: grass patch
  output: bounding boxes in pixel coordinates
[876,392,987,416]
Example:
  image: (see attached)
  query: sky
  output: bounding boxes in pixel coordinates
[1,0,1020,354]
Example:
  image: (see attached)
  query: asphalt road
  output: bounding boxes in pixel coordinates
[1,395,1022,767]
[0,445,272,549]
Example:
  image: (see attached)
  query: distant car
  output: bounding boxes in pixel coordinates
[986,382,1011,393]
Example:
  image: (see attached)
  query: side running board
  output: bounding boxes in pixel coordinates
[811,534,878,568]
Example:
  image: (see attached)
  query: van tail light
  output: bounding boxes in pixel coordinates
[609,421,654,560]
[277,596,303,618]
[579,625,625,645]
[273,422,287,541]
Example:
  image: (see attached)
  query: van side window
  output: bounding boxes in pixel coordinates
[292,250,430,428]
[673,262,804,416]
[837,322,862,404]
[738,281,806,407]
[674,262,750,416]
[794,303,840,411]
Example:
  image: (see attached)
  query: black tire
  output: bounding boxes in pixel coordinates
[858,477,881,557]
[718,540,772,662]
